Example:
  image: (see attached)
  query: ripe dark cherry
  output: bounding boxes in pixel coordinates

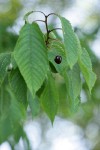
[54,55,62,64]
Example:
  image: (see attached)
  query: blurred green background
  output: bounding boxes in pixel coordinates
[0,0,100,150]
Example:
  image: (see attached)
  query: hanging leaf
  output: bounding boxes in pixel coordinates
[40,73,59,123]
[71,97,80,113]
[0,53,11,86]
[63,64,81,112]
[59,16,82,69]
[48,39,81,112]
[57,81,68,115]
[78,48,96,93]
[14,23,49,97]
[0,88,26,144]
[67,64,81,99]
[8,88,26,122]
[9,68,27,107]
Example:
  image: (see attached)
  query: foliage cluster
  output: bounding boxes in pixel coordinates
[0,10,97,146]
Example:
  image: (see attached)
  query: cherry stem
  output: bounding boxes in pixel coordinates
[45,16,50,45]
[24,11,46,23]
[46,13,58,18]
[49,28,62,33]
[32,20,45,23]
[24,11,61,46]
[33,11,46,16]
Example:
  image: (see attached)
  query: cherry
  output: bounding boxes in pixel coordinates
[54,55,62,64]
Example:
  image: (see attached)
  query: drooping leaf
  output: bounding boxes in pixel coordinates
[13,125,30,149]
[63,64,81,112]
[0,114,12,143]
[0,88,26,144]
[14,23,49,97]
[8,88,26,122]
[67,64,81,99]
[27,91,40,117]
[40,73,59,123]
[48,39,81,112]
[78,48,96,93]
[57,80,68,115]
[0,53,11,86]
[59,16,82,69]
[72,97,80,113]
[9,68,27,107]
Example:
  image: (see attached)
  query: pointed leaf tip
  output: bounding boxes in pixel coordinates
[78,48,96,93]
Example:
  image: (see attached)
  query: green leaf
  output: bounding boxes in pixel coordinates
[14,23,48,97]
[48,39,81,112]
[0,88,26,144]
[27,91,40,117]
[78,48,96,93]
[0,53,11,86]
[8,88,26,123]
[71,97,80,113]
[63,64,81,112]
[67,64,81,99]
[57,81,68,116]
[48,40,68,73]
[0,115,12,143]
[40,73,59,123]
[59,16,82,69]
[9,68,27,107]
